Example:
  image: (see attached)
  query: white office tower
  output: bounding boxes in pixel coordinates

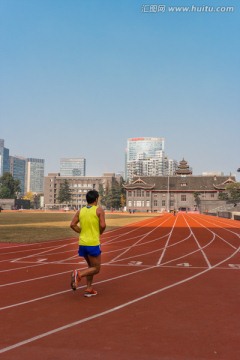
[60,158,86,176]
[125,137,165,181]
[26,158,45,193]
[0,139,10,176]
[166,159,178,176]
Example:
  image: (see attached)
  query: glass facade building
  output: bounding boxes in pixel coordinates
[9,156,26,195]
[0,139,10,176]
[26,158,45,193]
[60,158,86,177]
[125,137,165,181]
[127,137,165,162]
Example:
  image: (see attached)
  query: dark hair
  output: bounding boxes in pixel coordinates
[86,190,99,204]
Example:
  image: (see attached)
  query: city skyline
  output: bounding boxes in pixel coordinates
[1,1,239,179]
[1,137,239,180]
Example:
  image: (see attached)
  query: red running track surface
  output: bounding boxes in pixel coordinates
[0,213,239,360]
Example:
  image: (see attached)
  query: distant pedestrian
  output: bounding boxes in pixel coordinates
[70,190,106,297]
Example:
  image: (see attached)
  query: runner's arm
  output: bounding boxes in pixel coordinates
[97,207,106,234]
[70,211,81,233]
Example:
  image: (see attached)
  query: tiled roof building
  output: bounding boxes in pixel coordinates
[124,158,238,213]
[124,174,236,213]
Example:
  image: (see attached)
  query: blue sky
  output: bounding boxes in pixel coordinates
[1,0,239,179]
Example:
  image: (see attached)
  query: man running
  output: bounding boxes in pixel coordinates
[70,189,106,297]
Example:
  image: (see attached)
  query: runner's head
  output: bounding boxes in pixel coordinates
[86,190,99,205]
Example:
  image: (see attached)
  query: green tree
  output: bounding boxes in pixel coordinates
[193,192,201,208]
[57,180,72,204]
[218,192,229,201]
[226,183,240,202]
[0,173,21,199]
[100,178,126,209]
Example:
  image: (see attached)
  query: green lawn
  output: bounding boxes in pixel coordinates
[0,211,156,243]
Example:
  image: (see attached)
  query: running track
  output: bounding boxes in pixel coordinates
[0,213,239,360]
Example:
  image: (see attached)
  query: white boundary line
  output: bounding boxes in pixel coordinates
[109,215,173,263]
[157,216,178,266]
[0,246,239,354]
[183,215,212,268]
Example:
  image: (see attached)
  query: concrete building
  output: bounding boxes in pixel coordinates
[26,158,45,193]
[125,137,166,181]
[60,158,86,176]
[44,172,121,209]
[124,175,236,213]
[0,139,10,176]
[125,137,178,181]
[9,156,26,195]
[124,159,237,213]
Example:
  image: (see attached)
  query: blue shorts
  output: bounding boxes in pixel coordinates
[78,245,101,257]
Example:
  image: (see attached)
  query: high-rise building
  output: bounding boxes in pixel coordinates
[0,139,10,176]
[166,159,178,176]
[26,158,45,193]
[60,158,86,176]
[9,156,27,195]
[125,137,166,181]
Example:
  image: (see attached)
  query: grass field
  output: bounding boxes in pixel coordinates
[0,211,157,243]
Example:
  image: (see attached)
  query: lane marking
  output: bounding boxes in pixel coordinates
[110,216,173,263]
[228,264,240,269]
[183,215,212,268]
[157,216,179,266]
[187,214,239,249]
[1,246,239,354]
[177,263,192,267]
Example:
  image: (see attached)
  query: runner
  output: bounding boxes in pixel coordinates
[70,190,106,297]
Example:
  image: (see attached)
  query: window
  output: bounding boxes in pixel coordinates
[146,192,150,197]
[136,190,141,197]
[154,200,158,206]
[211,194,214,198]
[142,191,145,197]
[181,195,187,201]
[136,201,141,207]
[128,191,132,197]
[128,201,132,207]
[146,200,150,207]
[162,200,165,206]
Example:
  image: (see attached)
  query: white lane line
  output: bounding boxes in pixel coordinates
[109,216,173,263]
[196,214,240,232]
[0,237,74,250]
[103,216,164,244]
[157,216,178,266]
[187,215,239,249]
[183,215,212,268]
[0,270,70,288]
[0,265,159,310]
[103,222,161,246]
[10,243,71,263]
[108,232,194,265]
[0,246,239,354]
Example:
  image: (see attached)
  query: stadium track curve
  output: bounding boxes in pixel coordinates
[0,213,239,360]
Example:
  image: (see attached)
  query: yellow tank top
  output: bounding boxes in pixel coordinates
[79,205,100,246]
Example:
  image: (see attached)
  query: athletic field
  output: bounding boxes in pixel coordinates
[0,211,156,244]
[0,212,239,359]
